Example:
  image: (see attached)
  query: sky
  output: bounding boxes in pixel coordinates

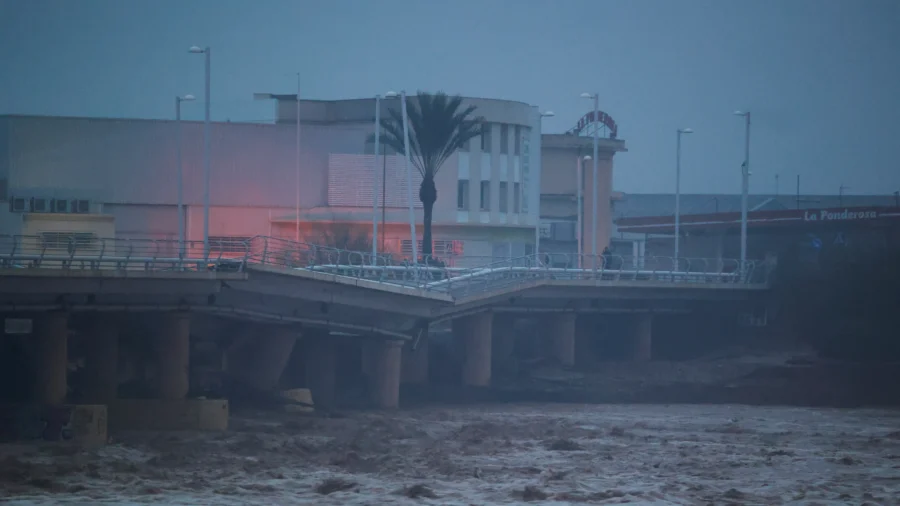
[1,0,899,196]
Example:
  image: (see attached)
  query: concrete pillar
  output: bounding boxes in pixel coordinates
[372,340,403,408]
[454,312,493,387]
[548,313,576,367]
[633,313,653,361]
[491,314,516,366]
[81,318,119,404]
[574,315,597,368]
[33,312,68,404]
[228,325,298,391]
[401,335,429,384]
[304,329,336,410]
[155,312,190,400]
[360,339,375,380]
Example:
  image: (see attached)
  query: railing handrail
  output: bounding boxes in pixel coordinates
[0,234,771,291]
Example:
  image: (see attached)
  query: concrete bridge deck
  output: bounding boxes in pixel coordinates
[0,234,772,418]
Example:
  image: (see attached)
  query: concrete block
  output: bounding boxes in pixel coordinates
[0,404,107,446]
[109,399,228,431]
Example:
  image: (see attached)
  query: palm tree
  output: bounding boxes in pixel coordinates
[372,91,484,262]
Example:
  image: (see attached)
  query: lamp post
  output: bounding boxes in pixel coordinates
[400,90,417,263]
[577,155,591,268]
[580,92,600,270]
[189,45,211,254]
[535,110,555,258]
[674,127,693,261]
[175,94,195,257]
[734,110,751,268]
[254,74,304,243]
[372,91,398,263]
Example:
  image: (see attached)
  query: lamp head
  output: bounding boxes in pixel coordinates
[582,155,592,161]
[580,92,594,99]
[188,46,206,54]
[384,91,398,98]
[679,127,693,134]
[181,94,196,101]
[541,110,555,117]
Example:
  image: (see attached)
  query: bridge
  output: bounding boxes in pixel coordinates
[0,234,770,426]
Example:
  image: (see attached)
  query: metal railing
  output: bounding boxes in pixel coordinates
[0,234,769,295]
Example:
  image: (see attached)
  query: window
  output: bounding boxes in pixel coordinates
[513,182,521,213]
[500,124,509,154]
[514,126,522,155]
[480,125,492,152]
[457,179,470,210]
[401,240,463,258]
[499,182,508,213]
[480,181,490,211]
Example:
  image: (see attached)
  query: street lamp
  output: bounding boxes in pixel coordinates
[581,92,600,270]
[189,45,211,254]
[674,127,693,262]
[400,90,417,263]
[254,73,304,243]
[535,110,554,258]
[734,110,751,269]
[372,91,398,263]
[175,94,195,258]
[577,155,591,268]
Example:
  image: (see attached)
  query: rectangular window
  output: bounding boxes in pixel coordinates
[513,182,521,213]
[514,126,521,155]
[499,182,508,213]
[480,181,490,211]
[500,124,509,154]
[208,236,253,254]
[457,179,470,210]
[480,125,492,152]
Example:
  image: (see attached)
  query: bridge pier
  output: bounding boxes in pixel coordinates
[454,312,493,387]
[547,313,577,367]
[154,312,191,399]
[33,312,69,404]
[81,317,119,404]
[304,329,336,410]
[633,313,653,361]
[401,335,429,385]
[228,325,298,391]
[492,314,516,369]
[372,340,402,408]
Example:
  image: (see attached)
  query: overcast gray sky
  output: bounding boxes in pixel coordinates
[2,0,898,196]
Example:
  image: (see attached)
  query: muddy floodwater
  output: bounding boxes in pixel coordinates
[2,404,899,505]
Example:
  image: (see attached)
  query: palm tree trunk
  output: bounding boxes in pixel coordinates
[419,177,438,262]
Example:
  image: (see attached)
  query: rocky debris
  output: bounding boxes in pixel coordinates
[314,477,356,495]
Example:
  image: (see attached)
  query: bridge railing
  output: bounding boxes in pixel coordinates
[0,234,248,271]
[0,234,770,292]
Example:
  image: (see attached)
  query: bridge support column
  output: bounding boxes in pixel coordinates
[81,317,119,404]
[33,312,69,404]
[228,325,298,391]
[454,312,493,387]
[373,340,402,408]
[574,315,598,368]
[304,330,335,410]
[548,313,577,367]
[401,335,429,385]
[154,312,190,400]
[491,314,516,367]
[632,313,653,361]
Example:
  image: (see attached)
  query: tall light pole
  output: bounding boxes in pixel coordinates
[175,94,195,257]
[577,155,591,268]
[372,91,398,263]
[734,110,750,268]
[189,46,211,253]
[580,92,600,270]
[535,110,555,258]
[674,127,693,261]
[294,74,301,242]
[400,90,417,263]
